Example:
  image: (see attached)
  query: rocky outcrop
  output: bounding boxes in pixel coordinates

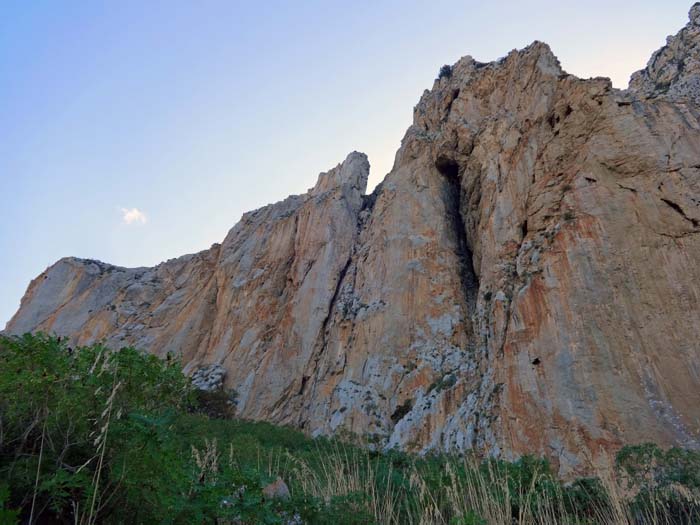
[629,3,700,103]
[262,478,291,501]
[191,364,227,392]
[7,5,700,477]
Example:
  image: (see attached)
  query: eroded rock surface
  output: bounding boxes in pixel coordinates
[7,6,700,476]
[191,364,227,392]
[629,3,700,103]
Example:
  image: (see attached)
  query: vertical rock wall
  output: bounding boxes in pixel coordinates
[7,5,700,477]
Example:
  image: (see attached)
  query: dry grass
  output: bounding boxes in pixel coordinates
[287,444,402,524]
[275,447,697,525]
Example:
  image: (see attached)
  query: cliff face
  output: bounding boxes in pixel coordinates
[7,6,700,476]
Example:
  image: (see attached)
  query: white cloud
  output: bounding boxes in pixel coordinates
[120,207,147,225]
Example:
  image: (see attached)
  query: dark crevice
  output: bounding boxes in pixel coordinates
[617,183,637,193]
[317,256,353,354]
[443,89,461,118]
[437,157,480,315]
[298,376,309,395]
[295,253,354,422]
[391,398,414,424]
[361,181,383,213]
[436,156,460,179]
[520,220,528,240]
[661,198,699,227]
[297,196,365,412]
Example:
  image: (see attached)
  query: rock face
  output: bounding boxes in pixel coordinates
[191,364,227,392]
[7,6,700,476]
[629,3,700,104]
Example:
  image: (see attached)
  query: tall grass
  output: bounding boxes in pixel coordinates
[2,334,699,524]
[288,444,402,524]
[275,446,700,524]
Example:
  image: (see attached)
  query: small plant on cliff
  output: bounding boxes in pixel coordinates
[428,373,457,394]
[439,64,453,79]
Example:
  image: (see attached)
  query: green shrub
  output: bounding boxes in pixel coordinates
[191,387,238,419]
[616,443,700,523]
[450,510,486,525]
[0,333,194,523]
[562,477,610,519]
[2,334,700,524]
[0,483,19,524]
[0,334,318,524]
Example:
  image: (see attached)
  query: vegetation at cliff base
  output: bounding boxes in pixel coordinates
[1,334,699,524]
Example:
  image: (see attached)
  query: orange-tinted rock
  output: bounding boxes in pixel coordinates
[7,6,700,477]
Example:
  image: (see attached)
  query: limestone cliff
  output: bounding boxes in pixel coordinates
[7,5,700,476]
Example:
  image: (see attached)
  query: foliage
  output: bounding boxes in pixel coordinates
[0,333,194,523]
[0,483,20,524]
[191,387,239,419]
[1,333,699,524]
[428,373,457,394]
[561,477,610,519]
[438,64,453,80]
[450,511,486,525]
[616,443,700,523]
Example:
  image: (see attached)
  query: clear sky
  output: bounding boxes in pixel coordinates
[0,1,692,328]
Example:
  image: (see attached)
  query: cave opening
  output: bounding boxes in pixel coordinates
[437,156,480,316]
[436,156,460,180]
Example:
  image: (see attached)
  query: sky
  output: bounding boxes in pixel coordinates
[0,0,693,328]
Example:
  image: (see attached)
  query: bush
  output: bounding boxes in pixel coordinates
[0,334,195,523]
[616,443,700,523]
[0,334,318,523]
[0,483,19,524]
[562,477,610,519]
[439,64,453,80]
[191,387,238,419]
[2,334,700,524]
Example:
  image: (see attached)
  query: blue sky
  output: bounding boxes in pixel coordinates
[0,1,692,327]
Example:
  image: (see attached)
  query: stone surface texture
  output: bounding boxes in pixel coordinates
[7,6,700,476]
[191,364,227,392]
